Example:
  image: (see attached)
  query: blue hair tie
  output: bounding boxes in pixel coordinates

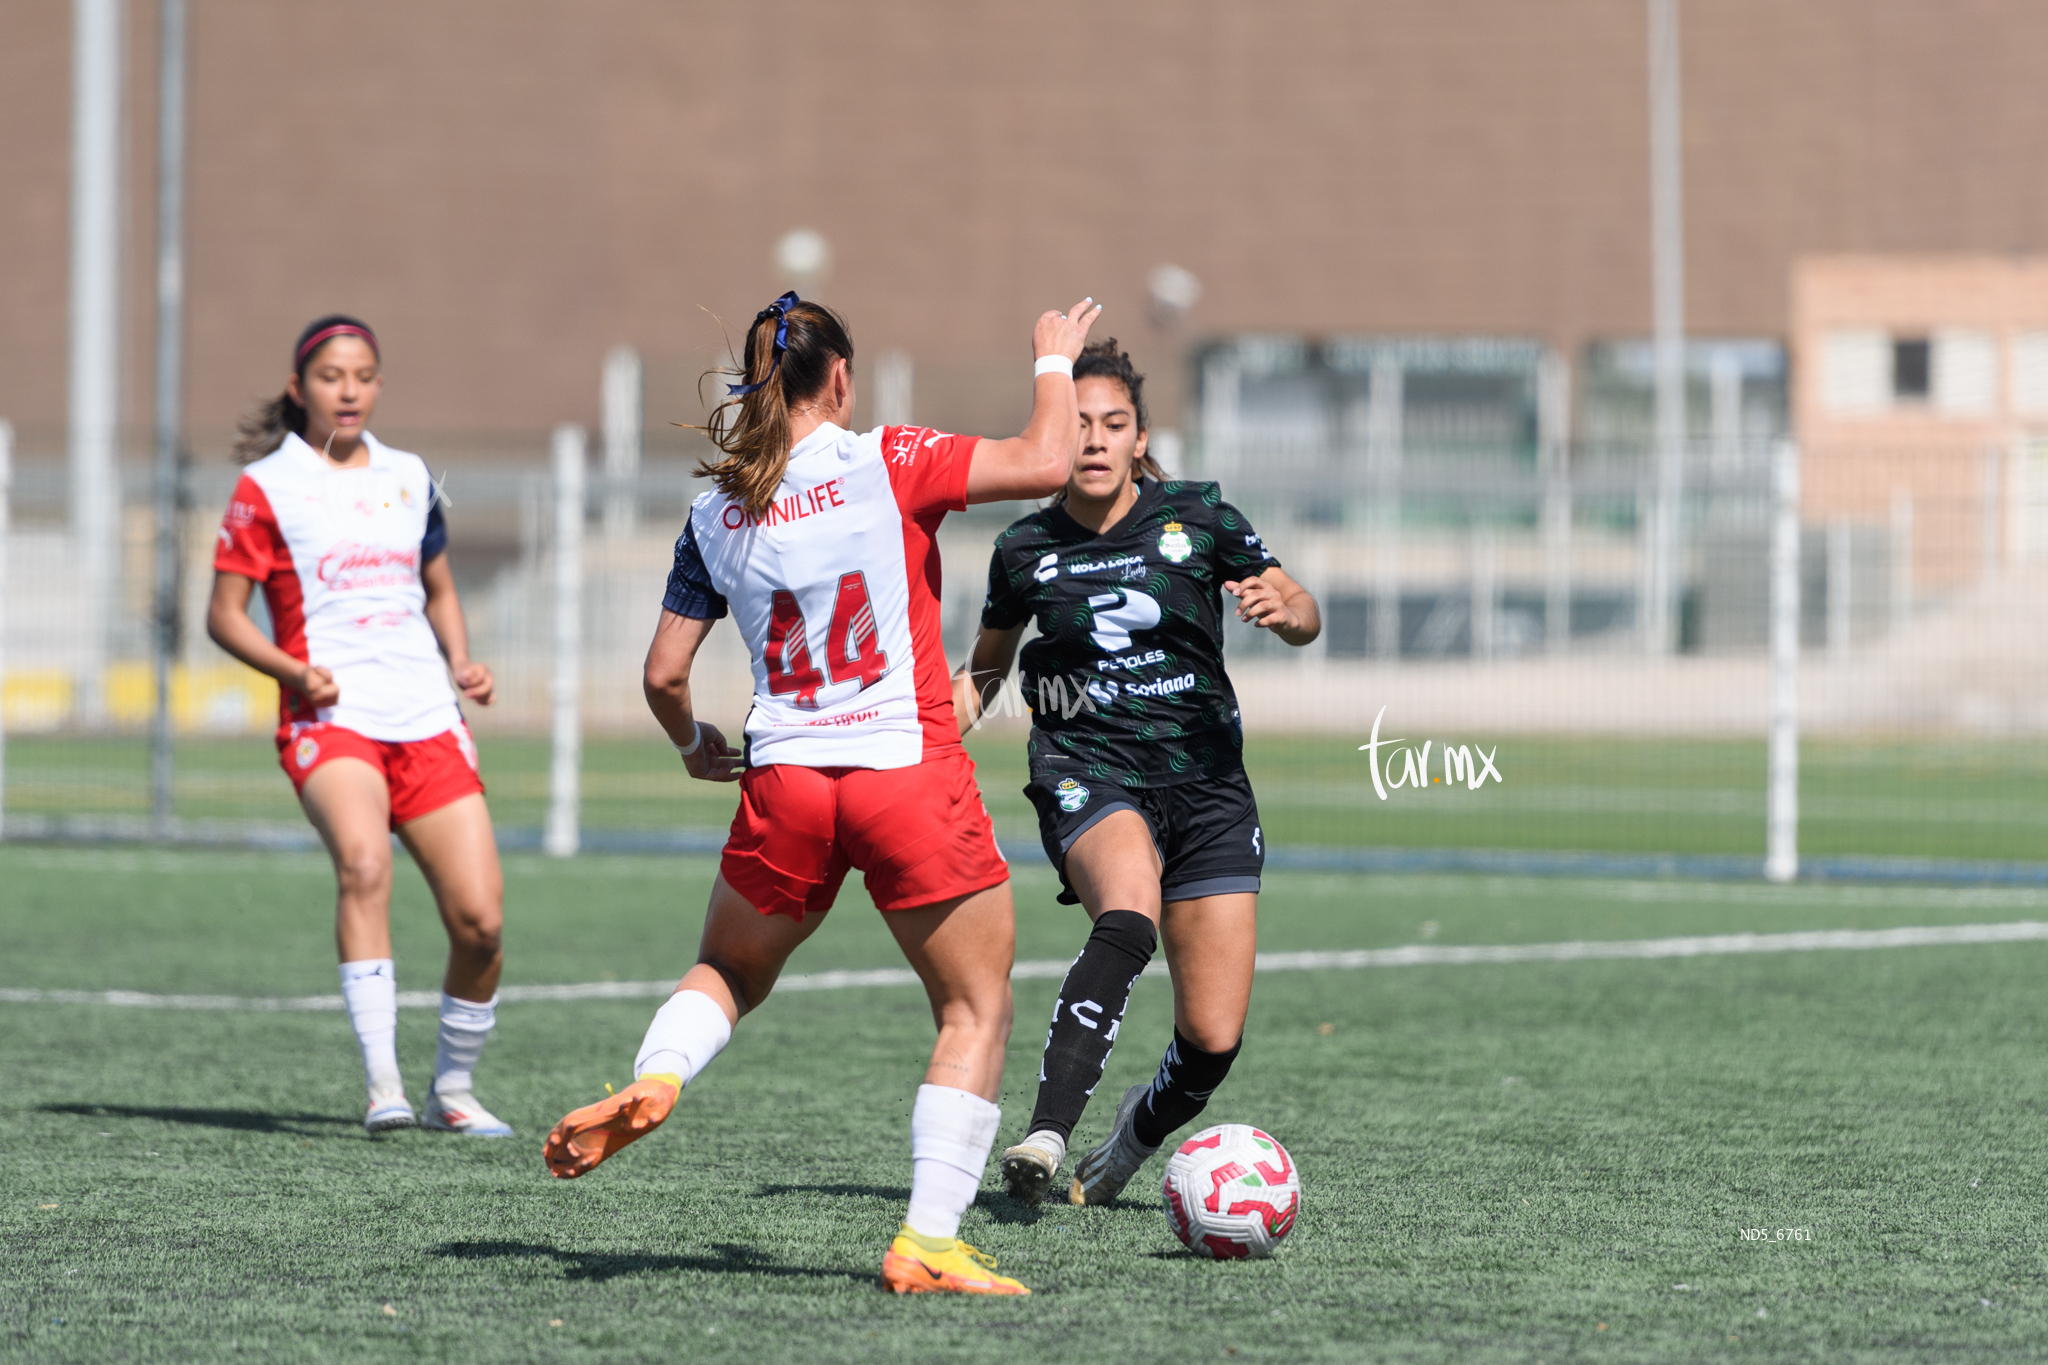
[726,291,802,396]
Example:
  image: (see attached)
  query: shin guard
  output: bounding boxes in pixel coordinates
[1025,910,1157,1143]
[1131,1027,1241,1149]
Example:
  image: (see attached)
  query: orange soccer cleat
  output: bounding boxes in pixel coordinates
[541,1073,681,1178]
[880,1225,1030,1296]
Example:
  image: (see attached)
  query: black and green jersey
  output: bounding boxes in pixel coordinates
[981,478,1280,788]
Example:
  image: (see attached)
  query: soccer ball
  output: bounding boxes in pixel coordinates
[1161,1123,1301,1259]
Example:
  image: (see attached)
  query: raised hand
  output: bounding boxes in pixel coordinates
[1033,297,1104,363]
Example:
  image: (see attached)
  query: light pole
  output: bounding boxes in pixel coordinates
[69,0,124,724]
[150,0,188,836]
[1646,0,1686,656]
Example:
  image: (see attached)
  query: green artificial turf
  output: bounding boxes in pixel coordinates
[7,847,2048,1361]
[6,731,2045,863]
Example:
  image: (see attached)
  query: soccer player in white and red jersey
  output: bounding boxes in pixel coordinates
[542,292,1102,1296]
[208,315,512,1139]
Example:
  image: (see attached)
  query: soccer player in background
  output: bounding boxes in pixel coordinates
[541,291,1102,1296]
[957,339,1322,1206]
[208,316,512,1138]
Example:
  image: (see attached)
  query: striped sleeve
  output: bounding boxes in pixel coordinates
[662,517,728,619]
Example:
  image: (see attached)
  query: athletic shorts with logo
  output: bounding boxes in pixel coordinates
[277,721,484,828]
[722,749,1010,921]
[1025,765,1264,906]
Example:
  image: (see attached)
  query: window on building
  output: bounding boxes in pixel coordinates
[1818,330,1888,414]
[1931,329,1997,413]
[2012,332,2048,415]
[1892,337,1931,402]
[1582,338,1787,454]
[1194,335,1547,477]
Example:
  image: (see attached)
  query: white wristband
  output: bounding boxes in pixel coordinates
[672,722,702,757]
[1034,354,1074,379]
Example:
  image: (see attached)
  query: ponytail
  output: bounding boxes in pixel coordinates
[233,390,306,463]
[696,296,854,517]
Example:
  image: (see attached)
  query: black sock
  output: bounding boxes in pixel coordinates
[1131,1027,1241,1149]
[1025,910,1157,1144]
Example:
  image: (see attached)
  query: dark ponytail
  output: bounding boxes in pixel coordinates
[233,314,380,463]
[696,297,854,516]
[233,391,307,464]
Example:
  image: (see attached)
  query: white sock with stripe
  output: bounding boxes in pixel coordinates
[338,959,402,1095]
[433,992,496,1096]
[904,1084,1002,1241]
[633,989,733,1085]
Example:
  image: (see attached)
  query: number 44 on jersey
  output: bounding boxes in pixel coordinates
[765,571,890,709]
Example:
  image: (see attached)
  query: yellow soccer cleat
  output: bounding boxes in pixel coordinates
[880,1225,1030,1296]
[542,1074,680,1178]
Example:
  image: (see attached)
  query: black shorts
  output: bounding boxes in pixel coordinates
[1024,767,1264,907]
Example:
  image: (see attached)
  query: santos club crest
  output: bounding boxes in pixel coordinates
[1055,777,1091,813]
[1158,522,1192,564]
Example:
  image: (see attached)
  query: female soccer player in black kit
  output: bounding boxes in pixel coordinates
[956,340,1321,1205]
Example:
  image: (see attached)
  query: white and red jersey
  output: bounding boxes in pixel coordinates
[663,422,975,770]
[214,430,460,741]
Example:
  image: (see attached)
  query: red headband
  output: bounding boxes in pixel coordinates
[295,323,380,369]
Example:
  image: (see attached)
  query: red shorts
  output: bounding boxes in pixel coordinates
[277,721,485,829]
[721,749,1010,920]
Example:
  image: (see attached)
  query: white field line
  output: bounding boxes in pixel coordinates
[4,921,2047,1011]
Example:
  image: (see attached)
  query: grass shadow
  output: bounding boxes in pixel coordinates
[974,1189,1055,1226]
[434,1239,868,1285]
[41,1102,361,1137]
[752,1180,1120,1227]
[1019,1192,1153,1214]
[755,1182,910,1202]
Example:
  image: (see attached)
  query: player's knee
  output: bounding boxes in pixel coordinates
[1181,1019,1244,1057]
[700,953,771,1015]
[449,908,502,959]
[333,847,391,900]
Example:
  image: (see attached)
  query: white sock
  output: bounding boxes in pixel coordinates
[1023,1127,1069,1168]
[433,992,496,1096]
[338,959,401,1093]
[633,989,733,1085]
[905,1084,1002,1241]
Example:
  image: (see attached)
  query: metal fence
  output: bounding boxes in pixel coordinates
[2,419,2044,881]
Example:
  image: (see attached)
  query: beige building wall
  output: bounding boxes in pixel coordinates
[1792,255,2048,588]
[7,2,2048,458]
